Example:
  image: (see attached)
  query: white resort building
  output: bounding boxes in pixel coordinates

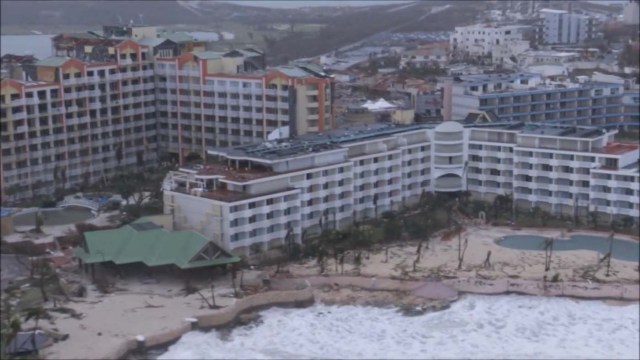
[441,72,627,128]
[162,122,639,255]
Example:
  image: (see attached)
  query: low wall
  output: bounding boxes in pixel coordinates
[444,278,640,301]
[111,287,314,359]
[271,276,459,301]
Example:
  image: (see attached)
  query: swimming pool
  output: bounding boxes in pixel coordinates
[496,234,639,262]
[12,207,95,227]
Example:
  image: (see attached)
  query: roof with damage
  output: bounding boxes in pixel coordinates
[34,56,70,67]
[73,220,240,269]
[159,32,195,43]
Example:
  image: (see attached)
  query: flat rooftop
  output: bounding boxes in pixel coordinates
[181,162,276,182]
[171,183,296,203]
[596,142,640,155]
[455,72,540,85]
[521,125,606,138]
[209,123,428,161]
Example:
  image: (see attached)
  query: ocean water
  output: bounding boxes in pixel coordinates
[0,34,54,60]
[159,294,640,360]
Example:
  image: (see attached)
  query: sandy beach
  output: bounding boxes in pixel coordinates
[9,223,640,359]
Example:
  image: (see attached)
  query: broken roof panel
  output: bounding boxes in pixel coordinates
[35,56,70,67]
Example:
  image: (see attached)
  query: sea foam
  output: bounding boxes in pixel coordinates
[159,294,640,359]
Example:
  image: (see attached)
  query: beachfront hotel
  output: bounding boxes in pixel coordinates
[1,40,158,202]
[442,72,628,128]
[1,26,334,202]
[162,121,639,255]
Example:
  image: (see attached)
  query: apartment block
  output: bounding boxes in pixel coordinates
[442,72,626,127]
[1,40,158,201]
[162,124,431,254]
[2,25,335,203]
[449,24,531,64]
[538,8,595,45]
[154,53,334,160]
[163,121,638,255]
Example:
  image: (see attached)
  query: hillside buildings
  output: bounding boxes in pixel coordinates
[162,121,639,255]
[537,8,595,45]
[442,72,626,128]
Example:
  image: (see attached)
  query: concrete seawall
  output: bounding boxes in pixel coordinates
[110,287,314,360]
[101,275,636,359]
[444,278,640,301]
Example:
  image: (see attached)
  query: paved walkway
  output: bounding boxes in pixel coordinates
[270,275,459,300]
[271,274,639,302]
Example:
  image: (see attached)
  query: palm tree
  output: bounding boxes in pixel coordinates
[1,303,22,357]
[23,307,49,356]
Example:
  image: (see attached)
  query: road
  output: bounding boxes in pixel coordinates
[328,4,453,57]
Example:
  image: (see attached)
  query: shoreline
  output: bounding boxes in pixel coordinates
[28,224,639,359]
[124,274,638,360]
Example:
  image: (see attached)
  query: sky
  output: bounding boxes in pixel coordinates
[222,0,414,8]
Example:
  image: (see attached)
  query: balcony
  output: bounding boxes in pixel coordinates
[10,98,26,106]
[14,125,28,133]
[62,77,78,85]
[89,102,102,110]
[13,111,27,120]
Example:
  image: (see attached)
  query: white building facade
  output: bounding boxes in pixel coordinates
[163,122,639,255]
[538,8,594,45]
[450,24,531,64]
[442,72,626,128]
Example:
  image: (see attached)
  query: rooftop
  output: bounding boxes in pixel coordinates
[181,162,276,182]
[520,125,606,138]
[540,8,568,14]
[74,220,241,268]
[207,123,428,162]
[455,72,540,85]
[35,56,71,67]
[596,142,640,155]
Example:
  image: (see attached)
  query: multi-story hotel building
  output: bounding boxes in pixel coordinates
[1,27,334,202]
[154,53,333,160]
[442,73,627,128]
[162,122,639,255]
[1,40,158,201]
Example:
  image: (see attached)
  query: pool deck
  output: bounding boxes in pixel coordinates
[3,210,117,246]
[286,225,640,287]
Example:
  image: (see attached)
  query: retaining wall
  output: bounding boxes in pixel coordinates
[444,278,640,301]
[109,287,314,359]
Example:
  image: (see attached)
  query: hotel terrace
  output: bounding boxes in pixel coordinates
[162,121,639,255]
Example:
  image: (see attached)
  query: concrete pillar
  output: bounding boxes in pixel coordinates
[135,335,146,353]
[185,317,199,331]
